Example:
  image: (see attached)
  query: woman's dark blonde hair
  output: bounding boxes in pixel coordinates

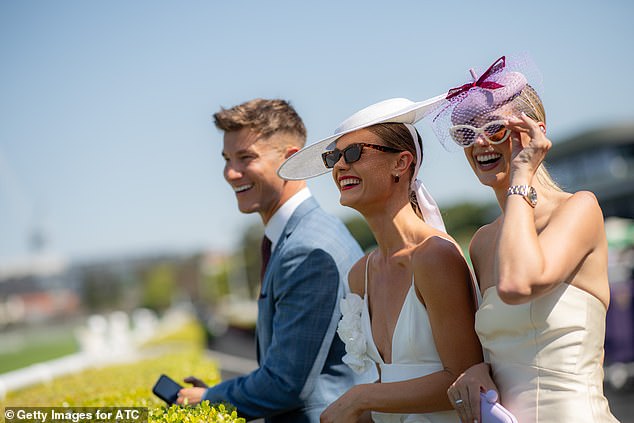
[366,123,422,215]
[510,85,562,192]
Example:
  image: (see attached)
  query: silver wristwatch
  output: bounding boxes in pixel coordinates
[507,185,537,208]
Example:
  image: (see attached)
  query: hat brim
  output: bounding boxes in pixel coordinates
[278,93,447,180]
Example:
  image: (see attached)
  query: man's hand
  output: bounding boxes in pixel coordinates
[175,376,209,405]
[176,387,206,406]
[184,376,209,388]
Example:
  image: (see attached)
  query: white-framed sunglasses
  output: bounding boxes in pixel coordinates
[448,120,511,148]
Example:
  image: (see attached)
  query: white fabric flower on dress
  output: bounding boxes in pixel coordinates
[337,294,374,374]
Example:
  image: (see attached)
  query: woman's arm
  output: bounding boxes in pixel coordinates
[498,190,603,303]
[496,114,604,303]
[322,237,483,423]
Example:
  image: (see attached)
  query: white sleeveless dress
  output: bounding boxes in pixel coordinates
[475,283,619,422]
[338,254,459,423]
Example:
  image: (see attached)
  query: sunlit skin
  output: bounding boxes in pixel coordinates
[447,112,611,423]
[320,128,482,422]
[176,128,305,406]
[221,128,305,224]
[331,129,406,217]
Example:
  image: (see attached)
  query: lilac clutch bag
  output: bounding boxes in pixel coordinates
[480,390,518,423]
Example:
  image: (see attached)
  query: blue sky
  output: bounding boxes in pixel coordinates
[1,0,633,262]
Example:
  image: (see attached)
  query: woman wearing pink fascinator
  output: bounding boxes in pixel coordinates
[433,55,619,423]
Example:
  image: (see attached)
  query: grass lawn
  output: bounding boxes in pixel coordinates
[0,325,79,374]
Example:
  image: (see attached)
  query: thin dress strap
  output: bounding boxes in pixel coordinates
[364,250,374,296]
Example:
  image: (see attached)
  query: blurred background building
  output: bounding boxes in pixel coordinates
[548,121,634,218]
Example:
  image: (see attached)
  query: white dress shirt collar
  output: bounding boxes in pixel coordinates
[264,187,311,250]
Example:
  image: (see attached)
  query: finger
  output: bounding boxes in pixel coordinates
[453,393,469,422]
[184,376,205,388]
[519,111,537,124]
[518,113,545,137]
[447,387,461,418]
[469,386,481,423]
[506,113,538,128]
[505,114,528,124]
[454,400,468,423]
[510,131,524,149]
[504,119,531,133]
[457,385,472,423]
[505,115,525,126]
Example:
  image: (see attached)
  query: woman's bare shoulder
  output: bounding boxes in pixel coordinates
[549,190,604,236]
[347,252,372,296]
[412,235,471,284]
[469,219,499,256]
[559,190,601,215]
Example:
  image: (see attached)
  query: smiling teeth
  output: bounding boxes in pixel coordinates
[340,178,361,187]
[234,184,253,193]
[476,153,501,163]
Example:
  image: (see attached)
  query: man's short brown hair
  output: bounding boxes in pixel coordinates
[213,98,307,147]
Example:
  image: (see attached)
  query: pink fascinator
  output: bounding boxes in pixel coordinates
[430,54,542,151]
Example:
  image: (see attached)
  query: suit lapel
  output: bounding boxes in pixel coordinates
[261,197,319,291]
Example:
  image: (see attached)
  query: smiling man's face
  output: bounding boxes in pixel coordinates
[222,128,288,222]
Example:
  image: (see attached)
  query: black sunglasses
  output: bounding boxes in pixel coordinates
[321,143,403,169]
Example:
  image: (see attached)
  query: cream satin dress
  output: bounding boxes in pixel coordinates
[476,282,619,422]
[359,255,459,423]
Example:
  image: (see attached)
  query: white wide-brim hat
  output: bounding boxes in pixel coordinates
[278,94,447,180]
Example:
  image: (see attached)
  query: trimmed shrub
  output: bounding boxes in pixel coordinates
[2,319,245,423]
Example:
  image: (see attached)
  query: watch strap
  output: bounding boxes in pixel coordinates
[507,185,537,208]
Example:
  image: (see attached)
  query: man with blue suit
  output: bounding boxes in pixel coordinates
[177,98,365,422]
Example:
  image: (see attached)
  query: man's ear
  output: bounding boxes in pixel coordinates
[284,146,300,159]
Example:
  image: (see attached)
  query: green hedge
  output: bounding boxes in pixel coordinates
[1,320,245,423]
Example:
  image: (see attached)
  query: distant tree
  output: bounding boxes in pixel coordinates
[442,201,498,250]
[200,261,230,302]
[343,215,376,252]
[342,202,498,259]
[141,263,176,312]
[80,267,124,312]
[238,222,264,298]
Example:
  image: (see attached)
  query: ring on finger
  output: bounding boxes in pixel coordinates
[455,398,464,406]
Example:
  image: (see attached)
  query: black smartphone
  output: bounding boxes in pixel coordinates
[152,374,183,405]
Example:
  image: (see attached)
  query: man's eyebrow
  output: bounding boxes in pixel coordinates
[222,148,255,158]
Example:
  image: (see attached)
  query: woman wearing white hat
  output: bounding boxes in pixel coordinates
[279,97,482,423]
[434,55,619,423]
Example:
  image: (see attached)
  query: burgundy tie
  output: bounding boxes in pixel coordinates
[260,235,272,281]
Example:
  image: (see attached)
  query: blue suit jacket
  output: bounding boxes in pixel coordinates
[203,197,365,422]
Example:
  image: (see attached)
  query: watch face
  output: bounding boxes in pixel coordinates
[528,188,538,206]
